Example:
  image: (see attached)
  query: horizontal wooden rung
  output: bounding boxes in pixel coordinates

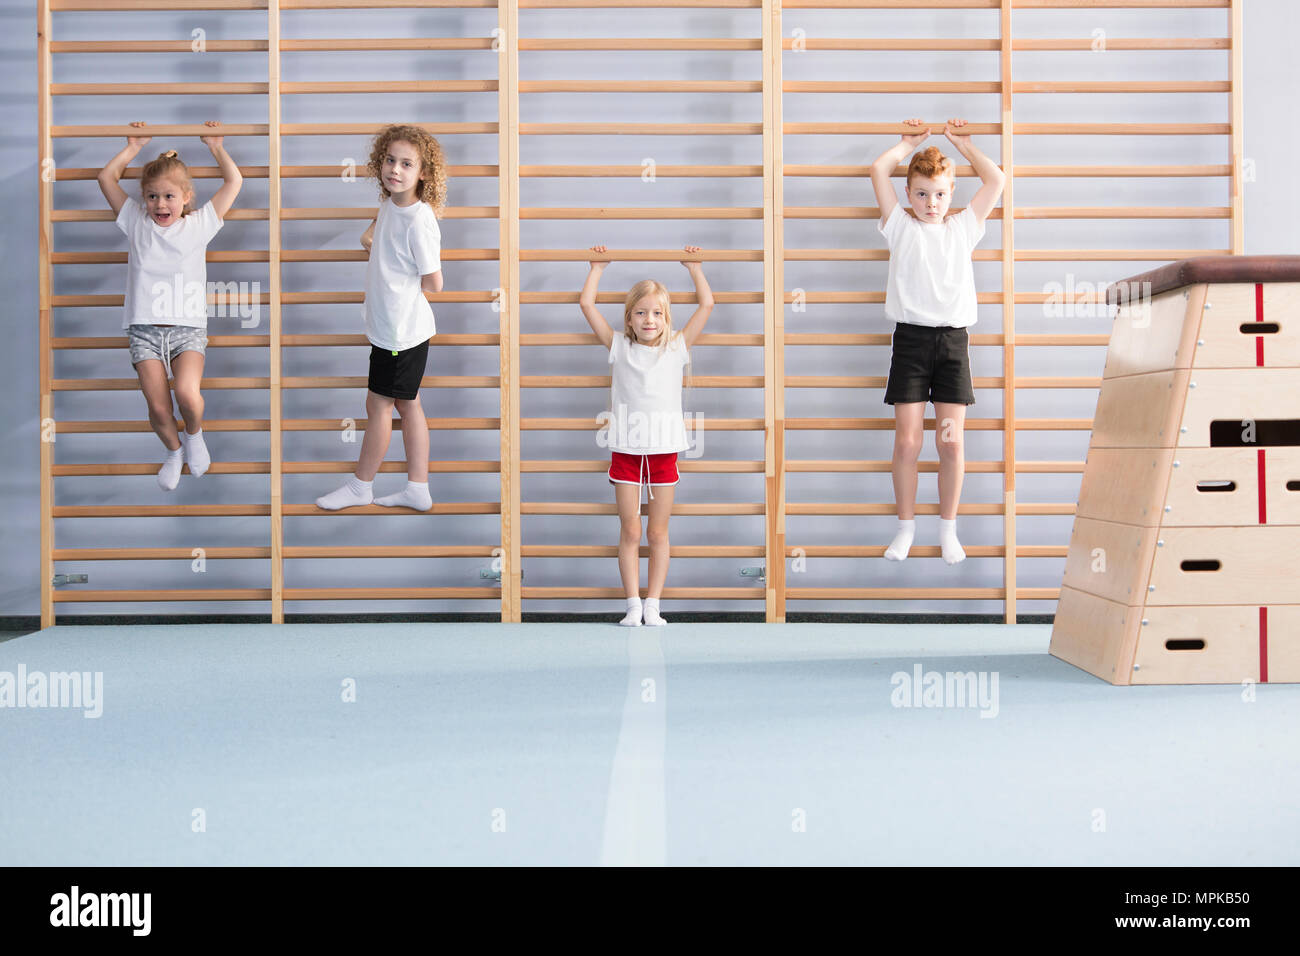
[282,588,501,600]
[521,417,762,430]
[520,81,762,93]
[522,503,764,516]
[785,81,1001,93]
[54,589,273,602]
[786,504,1005,516]
[1012,38,1227,50]
[521,207,762,219]
[282,503,500,515]
[785,588,1005,600]
[521,546,764,557]
[280,81,498,94]
[284,461,501,474]
[53,462,271,477]
[782,546,1004,557]
[1013,81,1230,93]
[53,505,272,517]
[53,377,271,391]
[521,164,762,177]
[281,123,497,136]
[522,587,761,599]
[51,40,270,53]
[283,547,497,558]
[52,83,268,95]
[520,38,761,51]
[520,123,763,135]
[281,38,496,51]
[782,38,1000,51]
[53,548,270,560]
[785,461,1005,473]
[52,124,270,138]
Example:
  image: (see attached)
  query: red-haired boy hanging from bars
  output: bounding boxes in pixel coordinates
[868,118,1005,564]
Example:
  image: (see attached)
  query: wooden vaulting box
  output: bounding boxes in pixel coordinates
[1051,256,1300,685]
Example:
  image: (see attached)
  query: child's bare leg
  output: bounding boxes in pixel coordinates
[934,401,967,564]
[642,484,674,625]
[135,358,180,450]
[374,395,433,511]
[886,402,925,560]
[615,481,644,625]
[395,396,428,483]
[134,358,184,490]
[315,390,393,510]
[171,349,211,476]
[355,390,396,481]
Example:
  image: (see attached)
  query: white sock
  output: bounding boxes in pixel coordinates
[642,598,666,626]
[158,445,184,491]
[620,596,643,627]
[374,480,433,512]
[938,517,966,565]
[315,475,373,511]
[182,428,210,477]
[884,519,915,561]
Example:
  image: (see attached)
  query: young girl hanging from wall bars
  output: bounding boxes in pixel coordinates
[97,120,242,491]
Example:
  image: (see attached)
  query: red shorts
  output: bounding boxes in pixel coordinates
[608,451,680,487]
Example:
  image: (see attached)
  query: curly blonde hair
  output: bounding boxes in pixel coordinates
[906,145,955,189]
[140,149,196,216]
[366,124,447,211]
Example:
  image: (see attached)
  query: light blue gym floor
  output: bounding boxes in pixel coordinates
[1,622,1297,866]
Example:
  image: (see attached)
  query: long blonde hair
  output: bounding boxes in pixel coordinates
[620,279,693,391]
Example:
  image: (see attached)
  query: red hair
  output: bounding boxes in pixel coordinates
[907,146,955,188]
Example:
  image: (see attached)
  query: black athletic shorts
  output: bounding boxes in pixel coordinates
[883,322,976,406]
[367,340,429,400]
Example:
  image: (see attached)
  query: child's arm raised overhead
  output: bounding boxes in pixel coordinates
[579,245,615,350]
[677,245,714,350]
[201,120,243,220]
[869,118,930,226]
[944,118,1006,225]
[96,121,151,217]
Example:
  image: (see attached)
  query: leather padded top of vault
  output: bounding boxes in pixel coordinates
[1106,255,1300,304]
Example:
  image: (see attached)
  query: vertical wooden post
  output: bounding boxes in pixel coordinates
[38,0,54,629]
[1229,0,1244,254]
[764,0,786,622]
[268,0,284,623]
[1000,0,1017,624]
[499,0,522,622]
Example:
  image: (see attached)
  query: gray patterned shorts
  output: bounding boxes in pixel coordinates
[128,324,208,380]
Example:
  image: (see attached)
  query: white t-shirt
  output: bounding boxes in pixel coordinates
[879,204,985,328]
[605,332,691,455]
[115,196,223,330]
[364,196,442,351]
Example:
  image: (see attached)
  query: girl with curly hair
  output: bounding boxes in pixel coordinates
[317,125,447,512]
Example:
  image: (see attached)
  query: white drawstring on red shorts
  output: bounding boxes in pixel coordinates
[640,453,654,500]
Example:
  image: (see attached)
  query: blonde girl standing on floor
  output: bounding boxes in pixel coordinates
[580,245,714,627]
[97,120,242,490]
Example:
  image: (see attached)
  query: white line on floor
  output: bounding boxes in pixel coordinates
[599,628,667,866]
